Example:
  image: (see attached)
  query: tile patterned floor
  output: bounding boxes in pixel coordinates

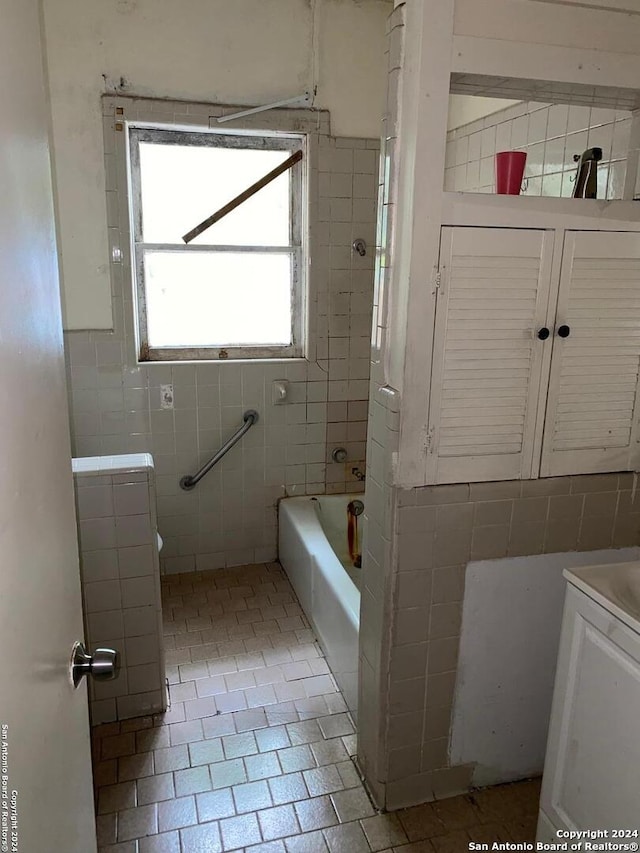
[91,562,540,852]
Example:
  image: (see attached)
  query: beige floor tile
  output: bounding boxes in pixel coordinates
[185,695,220,721]
[323,820,371,853]
[195,788,236,822]
[432,796,480,831]
[330,788,376,823]
[268,773,309,806]
[245,750,283,781]
[234,708,269,732]
[102,733,136,761]
[287,720,324,746]
[157,795,198,832]
[318,714,354,740]
[505,815,537,842]
[256,725,292,753]
[336,760,361,789]
[137,772,175,805]
[277,745,315,774]
[258,803,301,841]
[98,781,136,815]
[391,842,435,853]
[303,765,345,797]
[310,738,349,767]
[223,731,259,759]
[246,684,279,708]
[233,779,273,814]
[137,727,170,753]
[294,795,339,832]
[220,811,263,849]
[397,804,446,842]
[118,752,154,782]
[168,680,196,703]
[217,690,249,714]
[179,820,223,853]
[285,829,330,852]
[154,744,190,774]
[189,737,224,766]
[430,830,471,853]
[174,765,212,797]
[248,839,287,853]
[96,813,117,846]
[94,759,119,788]
[98,843,138,853]
[138,829,180,853]
[466,822,512,843]
[210,757,247,790]
[117,803,158,842]
[195,675,227,697]
[361,814,409,851]
[202,714,237,739]
[169,719,204,746]
[93,565,540,853]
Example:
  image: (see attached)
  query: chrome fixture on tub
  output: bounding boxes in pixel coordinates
[332,447,348,463]
[352,238,367,257]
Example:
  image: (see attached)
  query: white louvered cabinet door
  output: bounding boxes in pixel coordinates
[427,227,555,484]
[540,231,640,477]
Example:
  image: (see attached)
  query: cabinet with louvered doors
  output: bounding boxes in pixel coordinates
[540,230,640,477]
[426,226,640,484]
[426,226,556,484]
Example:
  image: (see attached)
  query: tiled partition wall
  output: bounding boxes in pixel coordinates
[444,100,638,199]
[357,2,404,809]
[383,472,640,809]
[64,97,378,572]
[73,454,167,725]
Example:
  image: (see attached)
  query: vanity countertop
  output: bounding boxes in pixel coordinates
[565,560,640,635]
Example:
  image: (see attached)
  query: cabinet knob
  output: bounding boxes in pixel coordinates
[537,327,550,340]
[557,325,571,338]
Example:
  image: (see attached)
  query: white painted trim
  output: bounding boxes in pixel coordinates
[452,34,640,90]
[528,0,640,13]
[441,192,640,231]
[393,0,455,486]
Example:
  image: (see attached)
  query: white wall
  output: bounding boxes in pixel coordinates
[42,0,391,330]
[447,95,520,130]
[451,547,640,787]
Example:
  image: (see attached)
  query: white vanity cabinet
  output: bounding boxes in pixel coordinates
[537,571,640,840]
[427,225,640,484]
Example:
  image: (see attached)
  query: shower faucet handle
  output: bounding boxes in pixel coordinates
[332,447,348,463]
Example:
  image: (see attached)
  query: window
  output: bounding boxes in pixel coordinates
[127,126,306,361]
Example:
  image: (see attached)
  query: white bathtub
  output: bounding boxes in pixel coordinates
[278,495,361,717]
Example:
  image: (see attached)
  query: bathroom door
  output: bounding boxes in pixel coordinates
[0,3,97,852]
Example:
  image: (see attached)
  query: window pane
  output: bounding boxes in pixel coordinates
[138,140,292,246]
[144,251,292,348]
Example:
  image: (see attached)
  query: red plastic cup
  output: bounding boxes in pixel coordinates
[495,151,527,195]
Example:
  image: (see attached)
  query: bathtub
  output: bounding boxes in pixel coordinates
[278,494,362,717]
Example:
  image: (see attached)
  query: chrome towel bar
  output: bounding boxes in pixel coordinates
[180,409,259,491]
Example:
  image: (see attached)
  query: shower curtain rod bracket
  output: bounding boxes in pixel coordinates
[216,92,311,124]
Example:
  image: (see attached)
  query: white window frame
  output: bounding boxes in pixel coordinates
[127,124,307,362]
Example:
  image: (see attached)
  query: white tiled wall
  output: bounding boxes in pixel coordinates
[64,96,378,572]
[356,3,404,810]
[73,454,166,725]
[445,101,636,199]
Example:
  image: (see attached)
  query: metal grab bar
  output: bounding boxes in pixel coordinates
[180,409,259,491]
